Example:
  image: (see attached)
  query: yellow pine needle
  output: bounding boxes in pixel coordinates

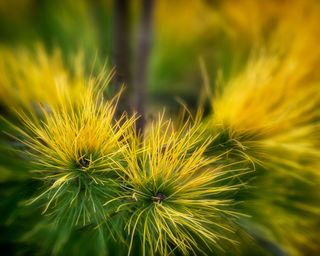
[8,70,136,228]
[107,114,247,255]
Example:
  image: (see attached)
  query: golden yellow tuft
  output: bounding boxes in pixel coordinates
[106,114,247,255]
[206,40,320,256]
[211,51,320,175]
[9,74,136,230]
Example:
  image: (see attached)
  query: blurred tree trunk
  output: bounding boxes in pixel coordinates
[113,0,131,116]
[133,0,154,133]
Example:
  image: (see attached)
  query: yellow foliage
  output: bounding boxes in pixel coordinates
[212,50,320,174]
[0,45,89,113]
[9,74,136,225]
[108,114,247,255]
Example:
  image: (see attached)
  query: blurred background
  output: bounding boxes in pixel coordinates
[1,0,314,115]
[0,0,260,116]
[1,0,318,113]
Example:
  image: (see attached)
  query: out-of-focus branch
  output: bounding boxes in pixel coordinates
[133,0,154,133]
[113,0,131,116]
